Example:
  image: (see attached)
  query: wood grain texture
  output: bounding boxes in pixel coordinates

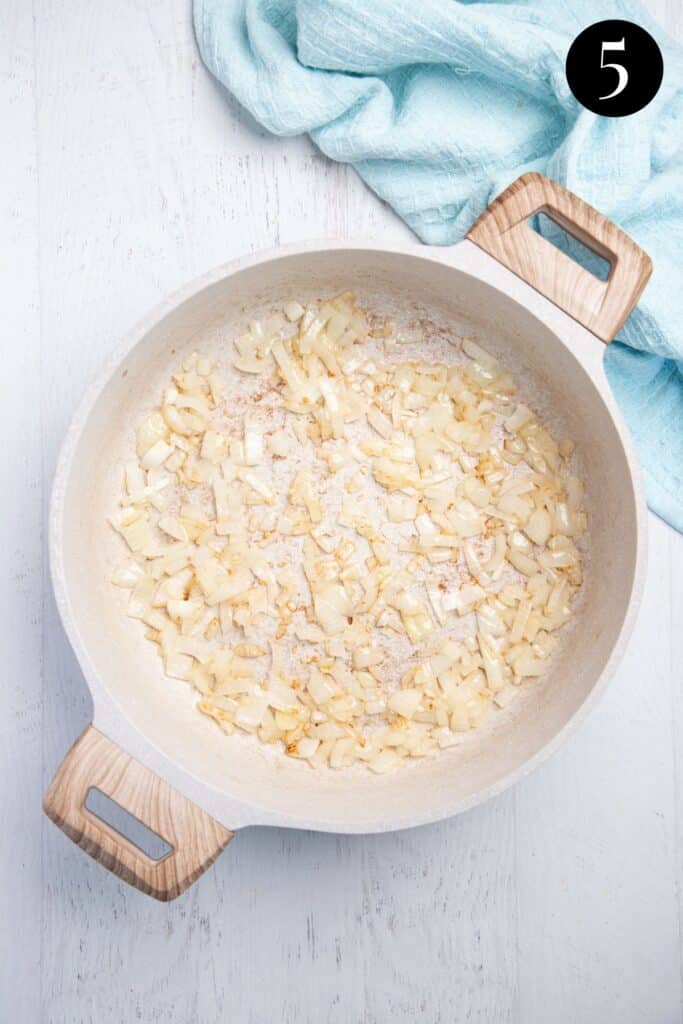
[0,3,43,1022]
[43,727,233,901]
[467,172,653,343]
[1,0,681,1020]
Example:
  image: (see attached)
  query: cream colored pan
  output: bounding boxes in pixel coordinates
[44,174,652,900]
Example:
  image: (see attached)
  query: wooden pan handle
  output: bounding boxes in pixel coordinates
[466,172,652,343]
[43,726,233,901]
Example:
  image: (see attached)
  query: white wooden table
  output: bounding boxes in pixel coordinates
[2,2,681,1021]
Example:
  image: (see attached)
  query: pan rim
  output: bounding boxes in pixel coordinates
[48,240,648,833]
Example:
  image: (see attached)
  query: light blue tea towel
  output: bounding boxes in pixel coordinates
[194,0,683,530]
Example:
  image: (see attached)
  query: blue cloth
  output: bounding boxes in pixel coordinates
[194,0,683,530]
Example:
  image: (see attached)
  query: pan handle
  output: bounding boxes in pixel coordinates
[43,726,233,901]
[466,172,652,343]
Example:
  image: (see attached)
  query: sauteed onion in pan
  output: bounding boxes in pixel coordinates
[109,291,587,773]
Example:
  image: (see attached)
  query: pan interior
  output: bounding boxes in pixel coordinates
[57,249,638,830]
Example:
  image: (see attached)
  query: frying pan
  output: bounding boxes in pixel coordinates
[43,174,652,900]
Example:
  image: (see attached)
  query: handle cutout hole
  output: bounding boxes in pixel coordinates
[529,211,612,282]
[85,787,173,862]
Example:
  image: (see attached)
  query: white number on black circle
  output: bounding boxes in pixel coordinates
[599,38,628,99]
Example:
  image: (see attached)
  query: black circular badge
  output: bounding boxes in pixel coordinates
[565,19,663,117]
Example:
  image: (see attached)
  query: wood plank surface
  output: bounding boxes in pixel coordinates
[0,1,680,1020]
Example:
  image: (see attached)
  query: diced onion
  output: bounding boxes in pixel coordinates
[388,689,422,718]
[109,290,586,774]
